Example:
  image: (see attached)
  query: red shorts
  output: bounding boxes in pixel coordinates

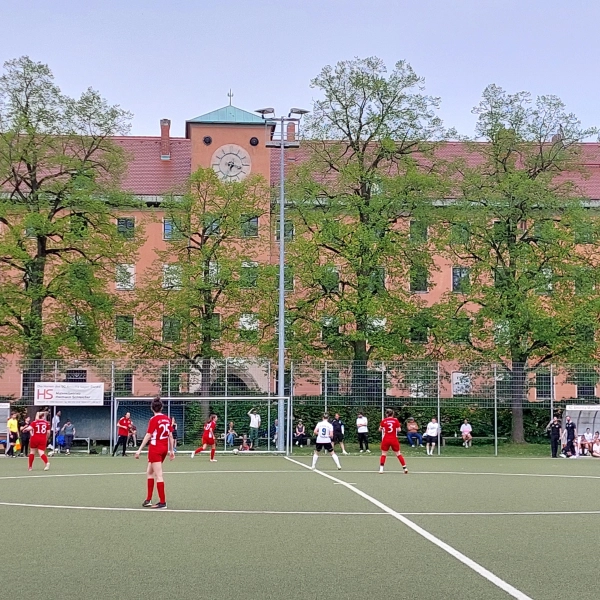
[381,438,400,453]
[202,436,215,446]
[148,449,168,463]
[30,437,47,451]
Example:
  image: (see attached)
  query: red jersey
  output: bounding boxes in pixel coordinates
[380,417,401,440]
[203,420,216,441]
[147,413,171,453]
[117,417,131,437]
[30,419,49,441]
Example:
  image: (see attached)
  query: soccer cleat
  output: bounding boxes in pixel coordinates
[142,499,152,507]
[151,502,167,509]
[379,467,384,474]
[44,463,50,471]
[403,468,409,474]
[559,453,566,458]
[342,451,348,455]
[28,467,32,472]
[190,451,195,458]
[337,466,341,470]
[210,458,217,462]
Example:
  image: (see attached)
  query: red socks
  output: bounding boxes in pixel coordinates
[380,456,386,466]
[157,482,165,504]
[28,454,34,469]
[147,478,154,501]
[397,454,406,467]
[41,454,48,465]
[210,447,215,460]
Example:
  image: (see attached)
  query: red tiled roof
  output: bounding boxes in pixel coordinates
[113,137,191,196]
[270,141,600,199]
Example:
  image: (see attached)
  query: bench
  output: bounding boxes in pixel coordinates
[442,436,507,446]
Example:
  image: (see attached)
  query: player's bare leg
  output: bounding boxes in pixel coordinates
[340,441,348,455]
[191,443,207,458]
[331,450,341,470]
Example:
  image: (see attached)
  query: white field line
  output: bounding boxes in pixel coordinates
[400,510,600,516]
[340,470,600,480]
[285,457,533,600]
[0,502,384,516]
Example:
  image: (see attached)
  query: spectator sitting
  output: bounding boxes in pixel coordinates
[128,423,138,448]
[239,434,251,452]
[592,433,600,458]
[226,422,237,447]
[295,421,307,447]
[60,419,76,455]
[406,418,423,448]
[460,419,473,448]
[580,428,593,456]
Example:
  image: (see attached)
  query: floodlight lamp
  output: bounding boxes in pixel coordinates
[255,107,275,117]
[289,108,309,116]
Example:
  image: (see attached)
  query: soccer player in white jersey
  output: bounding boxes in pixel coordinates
[312,413,342,470]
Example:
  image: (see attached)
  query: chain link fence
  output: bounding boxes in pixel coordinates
[2,358,599,455]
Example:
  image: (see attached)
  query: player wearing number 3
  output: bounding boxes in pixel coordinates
[191,413,218,461]
[379,409,408,474]
[311,413,342,471]
[135,397,175,509]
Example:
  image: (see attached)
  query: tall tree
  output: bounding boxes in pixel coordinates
[284,57,447,392]
[130,167,271,395]
[440,84,600,442]
[0,56,138,362]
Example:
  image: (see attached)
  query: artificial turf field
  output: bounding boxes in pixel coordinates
[1,451,599,600]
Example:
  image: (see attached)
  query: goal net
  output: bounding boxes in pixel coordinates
[112,396,291,454]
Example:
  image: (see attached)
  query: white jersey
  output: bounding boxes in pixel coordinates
[426,422,440,437]
[315,421,333,444]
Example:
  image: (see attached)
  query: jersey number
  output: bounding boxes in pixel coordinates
[386,422,395,433]
[158,423,170,440]
[35,423,46,434]
[321,427,328,437]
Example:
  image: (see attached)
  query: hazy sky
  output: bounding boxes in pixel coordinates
[2,0,599,137]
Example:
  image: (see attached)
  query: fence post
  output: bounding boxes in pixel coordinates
[167,360,171,418]
[550,363,554,422]
[287,361,294,456]
[225,358,229,397]
[436,362,441,455]
[494,364,498,457]
[381,363,385,419]
[53,360,58,451]
[324,361,328,414]
[110,361,115,451]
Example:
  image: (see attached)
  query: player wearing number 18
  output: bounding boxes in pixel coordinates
[135,397,175,509]
[379,409,408,474]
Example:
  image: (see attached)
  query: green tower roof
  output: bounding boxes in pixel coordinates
[187,105,264,125]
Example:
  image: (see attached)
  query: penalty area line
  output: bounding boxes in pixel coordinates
[0,501,384,516]
[285,457,533,600]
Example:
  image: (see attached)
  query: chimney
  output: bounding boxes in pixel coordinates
[160,119,171,160]
[286,121,296,143]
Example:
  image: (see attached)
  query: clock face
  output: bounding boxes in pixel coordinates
[211,144,252,181]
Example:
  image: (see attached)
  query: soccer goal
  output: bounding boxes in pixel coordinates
[112,396,292,454]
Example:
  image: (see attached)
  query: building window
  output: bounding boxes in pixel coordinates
[117,217,135,239]
[70,213,88,237]
[162,264,183,290]
[575,323,595,343]
[452,267,470,293]
[535,371,551,399]
[452,372,472,396]
[450,223,470,245]
[574,221,594,244]
[574,268,594,296]
[320,265,339,294]
[321,316,339,341]
[239,313,259,342]
[410,265,428,293]
[576,372,596,399]
[241,215,259,237]
[276,219,294,241]
[204,215,220,236]
[536,267,553,295]
[282,266,294,292]
[65,369,87,383]
[368,267,385,294]
[163,218,183,240]
[208,261,220,287]
[115,315,134,342]
[162,317,181,343]
[367,317,387,336]
[206,313,221,340]
[114,370,133,395]
[115,264,135,290]
[410,325,428,344]
[451,317,471,344]
[409,220,428,243]
[240,261,258,288]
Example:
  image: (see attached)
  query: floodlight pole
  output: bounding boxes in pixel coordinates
[277,115,286,453]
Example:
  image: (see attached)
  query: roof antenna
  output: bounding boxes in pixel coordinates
[228,89,234,106]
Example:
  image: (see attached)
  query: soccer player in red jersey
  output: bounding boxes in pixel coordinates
[191,413,218,461]
[26,411,51,471]
[135,397,174,509]
[113,412,132,456]
[379,408,408,474]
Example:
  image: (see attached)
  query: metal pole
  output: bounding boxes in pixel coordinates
[110,361,115,451]
[437,362,441,455]
[494,364,498,457]
[53,360,58,451]
[381,363,385,419]
[277,115,286,452]
[324,361,328,414]
[167,360,171,418]
[287,361,294,456]
[550,364,554,421]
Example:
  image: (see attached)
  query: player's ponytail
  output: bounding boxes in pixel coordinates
[385,408,394,418]
[151,396,163,413]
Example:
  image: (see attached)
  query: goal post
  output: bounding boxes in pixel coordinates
[112,396,292,454]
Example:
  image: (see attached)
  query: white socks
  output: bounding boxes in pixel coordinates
[312,453,318,469]
[332,453,341,469]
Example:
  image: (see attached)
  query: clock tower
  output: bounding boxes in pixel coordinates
[185,105,273,185]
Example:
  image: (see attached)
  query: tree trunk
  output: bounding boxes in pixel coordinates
[510,361,526,443]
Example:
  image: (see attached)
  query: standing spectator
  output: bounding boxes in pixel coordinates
[6,411,19,457]
[331,413,349,455]
[460,419,473,448]
[60,419,76,455]
[51,410,61,449]
[19,416,31,457]
[406,418,423,448]
[356,412,370,453]
[225,421,237,447]
[294,420,307,447]
[271,419,279,444]
[424,417,441,456]
[247,408,261,449]
[546,416,562,458]
[170,417,178,452]
[128,423,138,447]
[113,412,132,457]
[562,416,577,457]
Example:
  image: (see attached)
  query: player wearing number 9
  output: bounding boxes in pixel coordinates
[135,396,175,509]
